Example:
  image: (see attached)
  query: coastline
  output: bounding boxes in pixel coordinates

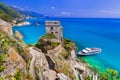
[13,21,31,27]
[11,20,116,72]
[11,18,120,78]
[26,39,117,75]
[1,0,120,79]
[28,41,107,73]
[75,42,107,73]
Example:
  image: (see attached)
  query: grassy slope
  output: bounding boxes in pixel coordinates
[0,2,19,22]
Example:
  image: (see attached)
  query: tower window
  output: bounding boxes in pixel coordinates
[54,22,57,24]
[55,32,58,33]
[51,27,53,30]
[51,32,53,34]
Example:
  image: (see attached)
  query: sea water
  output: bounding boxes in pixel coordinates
[12,18,120,72]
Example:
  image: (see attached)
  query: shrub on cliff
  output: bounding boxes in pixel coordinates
[60,49,70,59]
[42,33,56,39]
[63,38,76,52]
[0,54,7,72]
[0,29,31,63]
[107,68,119,80]
[0,30,32,80]
[55,54,76,80]
[14,70,22,80]
[35,33,60,53]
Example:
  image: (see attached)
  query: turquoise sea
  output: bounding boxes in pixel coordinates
[12,18,120,72]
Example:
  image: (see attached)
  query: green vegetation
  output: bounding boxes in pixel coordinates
[51,42,60,48]
[35,66,41,80]
[41,33,56,39]
[28,44,35,47]
[0,54,7,72]
[0,2,19,18]
[0,31,9,72]
[0,30,32,79]
[49,48,76,79]
[14,70,33,80]
[83,65,120,80]
[60,49,70,59]
[0,9,13,22]
[85,67,120,80]
[0,29,31,63]
[85,75,91,80]
[102,73,107,80]
[16,20,24,24]
[58,38,76,59]
[35,33,60,53]
[14,70,22,80]
[0,2,19,22]
[63,38,76,52]
[35,34,76,79]
[55,56,76,80]
[107,68,119,80]
[90,67,98,74]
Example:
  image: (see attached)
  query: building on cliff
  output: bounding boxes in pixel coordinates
[0,19,13,35]
[45,21,63,41]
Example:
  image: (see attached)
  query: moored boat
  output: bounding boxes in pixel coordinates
[77,48,101,56]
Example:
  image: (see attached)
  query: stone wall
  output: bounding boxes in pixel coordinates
[47,44,62,55]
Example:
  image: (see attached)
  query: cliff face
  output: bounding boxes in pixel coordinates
[0,19,13,35]
[35,35,77,80]
[35,34,95,80]
[0,30,33,80]
[14,31,23,39]
[0,48,26,77]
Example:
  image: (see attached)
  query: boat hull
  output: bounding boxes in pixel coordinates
[77,52,100,56]
[77,48,101,56]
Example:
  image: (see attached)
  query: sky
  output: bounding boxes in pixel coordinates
[1,0,120,18]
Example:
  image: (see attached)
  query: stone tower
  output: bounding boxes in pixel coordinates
[45,21,63,41]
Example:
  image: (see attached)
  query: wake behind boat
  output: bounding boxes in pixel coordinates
[77,48,101,56]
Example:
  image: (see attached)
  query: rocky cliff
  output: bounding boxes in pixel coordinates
[0,29,33,80]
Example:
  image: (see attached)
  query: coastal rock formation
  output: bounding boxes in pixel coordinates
[0,19,13,35]
[15,21,30,26]
[35,33,77,80]
[29,47,48,80]
[14,31,23,39]
[0,48,26,77]
[0,29,33,80]
[35,32,97,80]
[8,47,26,67]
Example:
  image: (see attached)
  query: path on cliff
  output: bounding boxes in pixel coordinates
[45,55,55,70]
[29,47,42,80]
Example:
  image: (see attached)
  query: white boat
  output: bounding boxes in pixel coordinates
[77,48,101,56]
